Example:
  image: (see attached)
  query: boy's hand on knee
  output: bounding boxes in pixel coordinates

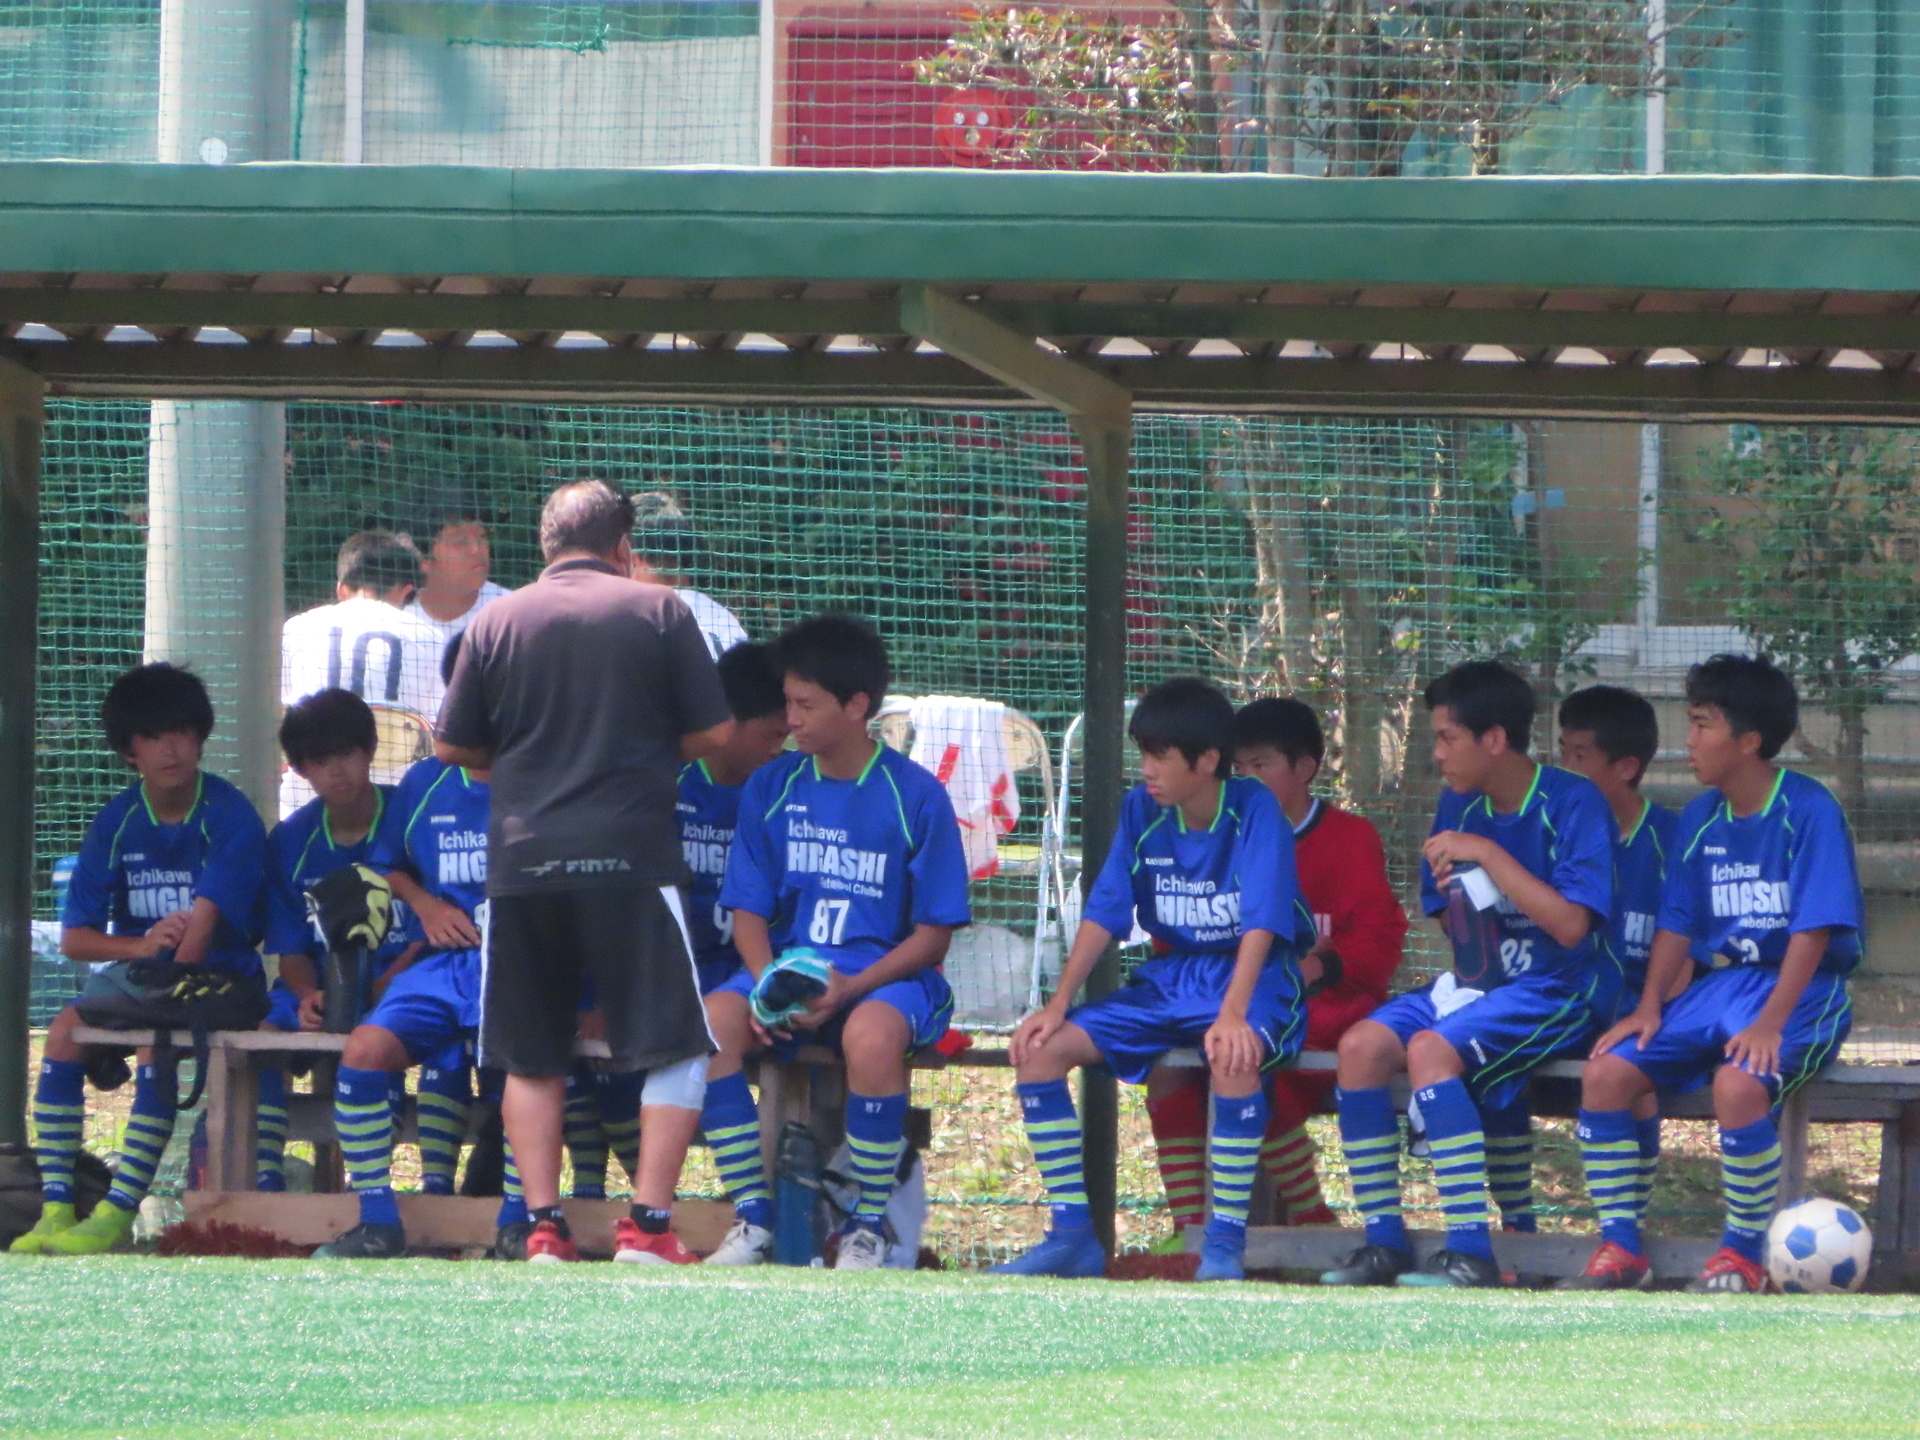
[1725,1022,1783,1078]
[1204,1014,1261,1080]
[1592,1004,1662,1060]
[1010,1006,1066,1066]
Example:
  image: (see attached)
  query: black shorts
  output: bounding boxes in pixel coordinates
[480,885,714,1077]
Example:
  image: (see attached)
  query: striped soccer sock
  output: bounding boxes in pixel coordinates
[1336,1086,1407,1253]
[1207,1087,1270,1238]
[563,1066,609,1200]
[104,1063,179,1214]
[701,1069,771,1229]
[844,1091,908,1229]
[1577,1107,1644,1256]
[416,1062,472,1196]
[335,1065,400,1228]
[497,1143,528,1228]
[1635,1112,1663,1223]
[593,1068,645,1186]
[1146,1082,1208,1232]
[1262,1122,1329,1222]
[1419,1078,1495,1263]
[1482,1100,1537,1234]
[1719,1116,1781,1265]
[254,1067,289,1193]
[32,1059,86,1205]
[1018,1079,1090,1233]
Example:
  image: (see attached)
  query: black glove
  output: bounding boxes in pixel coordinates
[1303,948,1344,1000]
[304,864,394,954]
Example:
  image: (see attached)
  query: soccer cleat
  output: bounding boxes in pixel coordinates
[1194,1232,1246,1282]
[312,1222,407,1259]
[1556,1241,1652,1291]
[704,1218,773,1267]
[613,1218,699,1266]
[42,1201,135,1256]
[1319,1243,1413,1287]
[1396,1248,1506,1289]
[492,1221,534,1262]
[524,1220,579,1265]
[1686,1247,1767,1294]
[1147,1224,1201,1257]
[7,1202,77,1254]
[832,1225,888,1272]
[988,1227,1107,1278]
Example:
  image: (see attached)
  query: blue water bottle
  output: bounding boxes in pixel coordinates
[773,1121,822,1266]
[1441,862,1506,988]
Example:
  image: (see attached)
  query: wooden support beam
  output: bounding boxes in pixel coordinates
[900,286,1131,428]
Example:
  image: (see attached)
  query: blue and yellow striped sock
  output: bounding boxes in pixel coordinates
[1336,1086,1407,1253]
[1482,1100,1536,1233]
[1635,1113,1663,1222]
[701,1069,771,1228]
[1206,1088,1269,1238]
[563,1067,608,1200]
[103,1063,178,1214]
[497,1144,528,1228]
[1719,1116,1780,1264]
[1577,1106,1643,1255]
[255,1067,289,1192]
[1018,1079,1090,1233]
[32,1059,86,1204]
[416,1062,471,1196]
[844,1091,908,1229]
[336,1065,400,1228]
[1418,1078,1495,1262]
[593,1069,645,1187]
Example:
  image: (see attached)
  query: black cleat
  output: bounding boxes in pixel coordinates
[1320,1243,1414,1287]
[312,1222,407,1259]
[493,1221,534,1261]
[1397,1248,1506,1289]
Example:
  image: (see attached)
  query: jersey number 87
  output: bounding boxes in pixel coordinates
[808,898,851,946]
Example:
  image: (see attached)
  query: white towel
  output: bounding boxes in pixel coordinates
[908,696,1020,880]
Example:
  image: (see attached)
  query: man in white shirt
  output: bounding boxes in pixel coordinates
[629,491,749,658]
[405,517,508,645]
[279,530,448,816]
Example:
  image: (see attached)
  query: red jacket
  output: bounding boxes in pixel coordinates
[1294,800,1407,1040]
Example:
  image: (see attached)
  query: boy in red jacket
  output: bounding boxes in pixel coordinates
[1146,697,1408,1242]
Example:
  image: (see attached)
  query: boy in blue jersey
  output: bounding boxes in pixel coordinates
[1323,661,1615,1290]
[718,615,972,1272]
[257,688,408,1191]
[14,664,267,1255]
[1569,656,1860,1293]
[993,677,1312,1283]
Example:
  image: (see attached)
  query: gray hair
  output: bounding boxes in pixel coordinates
[539,480,635,563]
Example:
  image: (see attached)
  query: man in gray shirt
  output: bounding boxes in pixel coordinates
[437,480,734,1265]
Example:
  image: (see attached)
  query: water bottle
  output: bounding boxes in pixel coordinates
[321,947,367,1033]
[1441,862,1506,988]
[773,1120,822,1266]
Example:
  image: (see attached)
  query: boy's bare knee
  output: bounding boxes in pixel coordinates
[341,1024,405,1072]
[1583,1054,1652,1109]
[1712,1064,1772,1126]
[1405,1030,1463,1086]
[1336,1020,1402,1088]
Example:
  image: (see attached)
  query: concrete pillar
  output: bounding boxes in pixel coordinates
[157,0,295,165]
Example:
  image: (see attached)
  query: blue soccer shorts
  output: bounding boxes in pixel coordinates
[1607,964,1852,1101]
[698,957,745,998]
[711,965,954,1055]
[364,949,483,1065]
[1369,970,1599,1111]
[1069,952,1306,1086]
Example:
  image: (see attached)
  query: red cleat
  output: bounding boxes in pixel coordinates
[1687,1246,1767,1294]
[613,1218,699,1266]
[1555,1240,1652,1291]
[525,1220,578,1265]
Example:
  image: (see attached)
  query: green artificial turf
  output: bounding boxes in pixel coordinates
[2,1259,1917,1440]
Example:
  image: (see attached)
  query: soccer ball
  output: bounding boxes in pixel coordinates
[1765,1198,1873,1293]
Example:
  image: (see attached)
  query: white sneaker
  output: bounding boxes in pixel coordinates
[705,1218,773,1267]
[833,1225,887,1272]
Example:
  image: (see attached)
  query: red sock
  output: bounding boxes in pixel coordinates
[1147,1082,1209,1231]
[1265,1081,1334,1225]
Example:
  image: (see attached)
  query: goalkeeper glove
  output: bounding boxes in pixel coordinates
[749,948,834,1030]
[304,863,394,954]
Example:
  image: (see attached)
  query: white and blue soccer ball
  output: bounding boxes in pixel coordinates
[1765,1198,1872,1294]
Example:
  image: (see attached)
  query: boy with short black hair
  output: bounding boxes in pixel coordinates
[1568,656,1859,1293]
[994,677,1313,1283]
[1323,660,1615,1289]
[718,614,972,1271]
[13,663,268,1254]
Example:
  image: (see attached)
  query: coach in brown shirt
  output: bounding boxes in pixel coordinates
[437,480,733,1264]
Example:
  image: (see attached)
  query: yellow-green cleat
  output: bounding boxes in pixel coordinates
[43,1201,135,1255]
[7,1202,78,1254]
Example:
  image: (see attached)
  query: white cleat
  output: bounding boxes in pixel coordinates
[832,1226,887,1272]
[705,1218,773,1267]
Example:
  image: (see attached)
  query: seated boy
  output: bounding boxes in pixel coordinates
[994,677,1313,1283]
[1567,656,1859,1293]
[1323,660,1614,1289]
[716,614,971,1272]
[13,663,267,1255]
[257,688,409,1191]
[1144,696,1406,1246]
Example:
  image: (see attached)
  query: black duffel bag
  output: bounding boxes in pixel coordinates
[75,959,269,1111]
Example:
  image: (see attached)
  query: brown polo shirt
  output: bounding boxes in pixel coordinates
[437,556,731,893]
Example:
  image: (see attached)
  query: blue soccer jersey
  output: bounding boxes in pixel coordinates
[370,757,491,933]
[63,772,267,977]
[678,760,745,984]
[720,746,972,975]
[1419,763,1615,983]
[1659,768,1864,977]
[263,787,398,961]
[1083,776,1310,955]
[1609,798,1680,1003]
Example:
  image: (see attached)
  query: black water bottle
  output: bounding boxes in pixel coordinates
[321,946,367,1034]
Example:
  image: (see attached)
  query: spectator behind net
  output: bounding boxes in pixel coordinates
[628,491,749,659]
